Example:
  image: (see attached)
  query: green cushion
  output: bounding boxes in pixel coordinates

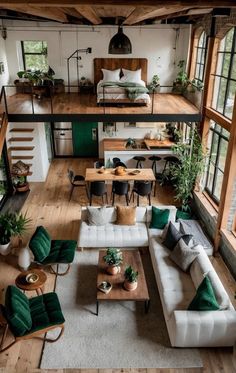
[29,226,51,262]
[188,276,220,311]
[28,292,65,334]
[5,286,32,337]
[42,240,76,265]
[149,207,170,229]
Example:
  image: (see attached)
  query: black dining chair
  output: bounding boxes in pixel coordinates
[130,181,152,206]
[89,181,108,206]
[149,155,162,196]
[67,169,88,201]
[111,181,129,206]
[112,157,121,167]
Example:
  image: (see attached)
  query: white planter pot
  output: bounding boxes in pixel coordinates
[0,242,11,256]
[18,246,31,271]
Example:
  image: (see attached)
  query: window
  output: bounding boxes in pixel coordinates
[194,31,207,83]
[21,41,48,71]
[205,121,229,203]
[212,27,236,120]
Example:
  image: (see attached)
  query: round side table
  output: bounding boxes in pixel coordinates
[15,269,47,296]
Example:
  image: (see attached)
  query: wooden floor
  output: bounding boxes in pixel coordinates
[4,92,199,116]
[0,158,235,373]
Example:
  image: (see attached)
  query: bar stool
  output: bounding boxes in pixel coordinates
[149,155,162,196]
[133,156,146,169]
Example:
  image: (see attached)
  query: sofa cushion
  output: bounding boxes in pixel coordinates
[146,205,177,224]
[188,276,220,311]
[5,286,32,337]
[29,226,51,262]
[116,206,136,225]
[162,222,183,250]
[81,207,117,223]
[149,206,170,229]
[42,239,76,264]
[161,221,180,240]
[87,206,111,226]
[179,219,213,255]
[78,221,148,248]
[169,238,200,272]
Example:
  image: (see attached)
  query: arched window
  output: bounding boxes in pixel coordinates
[212,27,236,120]
[194,31,207,83]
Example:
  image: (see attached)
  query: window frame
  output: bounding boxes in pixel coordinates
[21,40,48,71]
[194,31,207,83]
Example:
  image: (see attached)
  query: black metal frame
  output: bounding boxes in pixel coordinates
[205,122,229,204]
[211,26,236,119]
[21,41,48,71]
[0,143,14,211]
[194,31,207,83]
[67,48,92,93]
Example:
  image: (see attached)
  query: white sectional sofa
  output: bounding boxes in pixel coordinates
[78,205,236,347]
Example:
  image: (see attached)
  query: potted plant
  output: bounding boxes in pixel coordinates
[103,248,123,275]
[172,60,191,94]
[148,74,160,93]
[169,128,205,219]
[0,211,31,255]
[124,265,139,291]
[12,175,29,192]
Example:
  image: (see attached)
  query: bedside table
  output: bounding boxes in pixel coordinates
[79,84,95,94]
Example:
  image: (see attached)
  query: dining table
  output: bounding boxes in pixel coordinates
[85,168,156,182]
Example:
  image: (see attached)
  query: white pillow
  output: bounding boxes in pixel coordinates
[120,68,142,83]
[102,68,120,82]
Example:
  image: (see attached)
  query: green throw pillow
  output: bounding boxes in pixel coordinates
[188,276,220,311]
[149,207,170,229]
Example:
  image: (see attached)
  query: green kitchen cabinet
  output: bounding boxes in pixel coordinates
[72,122,98,157]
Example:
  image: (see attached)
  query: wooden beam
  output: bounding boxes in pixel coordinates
[60,7,83,19]
[0,114,8,156]
[2,5,68,22]
[74,5,102,24]
[0,1,235,7]
[214,95,236,252]
[205,107,231,131]
[124,6,190,25]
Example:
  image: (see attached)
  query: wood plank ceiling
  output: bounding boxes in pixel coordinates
[0,1,235,25]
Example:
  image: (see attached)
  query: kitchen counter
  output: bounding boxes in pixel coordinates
[103,138,175,169]
[103,138,174,151]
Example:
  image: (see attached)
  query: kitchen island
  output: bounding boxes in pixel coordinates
[103,138,175,170]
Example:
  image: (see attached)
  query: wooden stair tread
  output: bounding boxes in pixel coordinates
[11,156,34,159]
[10,128,34,132]
[8,146,34,151]
[8,137,33,142]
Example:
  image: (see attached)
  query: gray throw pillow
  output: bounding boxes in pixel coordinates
[87,207,109,226]
[169,238,200,272]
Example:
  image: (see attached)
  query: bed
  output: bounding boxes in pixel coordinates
[94,58,150,106]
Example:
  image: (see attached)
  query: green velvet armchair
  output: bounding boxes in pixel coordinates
[29,225,77,275]
[0,285,65,352]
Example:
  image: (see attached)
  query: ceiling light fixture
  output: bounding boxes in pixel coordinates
[108,26,132,54]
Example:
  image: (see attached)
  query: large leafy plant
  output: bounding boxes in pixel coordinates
[0,211,31,244]
[170,128,205,211]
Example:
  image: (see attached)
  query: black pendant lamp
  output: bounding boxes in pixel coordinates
[108,26,132,54]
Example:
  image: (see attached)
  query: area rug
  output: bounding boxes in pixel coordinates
[40,250,203,369]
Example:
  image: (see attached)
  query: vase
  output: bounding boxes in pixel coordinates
[0,242,11,256]
[18,246,31,271]
[124,280,137,291]
[107,265,120,275]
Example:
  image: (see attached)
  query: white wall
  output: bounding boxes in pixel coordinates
[0,36,10,89]
[4,20,190,87]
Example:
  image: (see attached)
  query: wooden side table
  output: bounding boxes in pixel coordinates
[15,269,47,296]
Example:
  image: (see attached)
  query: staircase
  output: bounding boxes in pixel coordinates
[7,126,35,178]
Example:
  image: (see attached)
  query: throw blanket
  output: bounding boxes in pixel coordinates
[101,81,149,100]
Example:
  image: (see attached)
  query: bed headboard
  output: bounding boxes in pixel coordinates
[94,58,148,85]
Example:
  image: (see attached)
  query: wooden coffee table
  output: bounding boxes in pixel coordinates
[96,249,150,315]
[15,269,47,295]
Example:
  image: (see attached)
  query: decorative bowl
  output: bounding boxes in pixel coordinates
[115,166,126,176]
[25,273,39,284]
[129,169,141,175]
[98,167,108,174]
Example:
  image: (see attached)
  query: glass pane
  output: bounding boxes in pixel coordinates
[224,80,236,119]
[25,55,48,71]
[23,41,47,54]
[216,78,227,114]
[224,28,234,52]
[218,138,228,172]
[195,63,200,80]
[222,53,231,77]
[210,132,219,164]
[212,76,220,109]
[206,162,215,192]
[232,54,236,80]
[222,128,230,139]
[197,48,202,63]
[199,64,204,81]
[214,170,224,200]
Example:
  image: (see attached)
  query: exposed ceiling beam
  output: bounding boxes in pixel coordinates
[60,7,83,19]
[74,5,102,24]
[0,1,235,8]
[94,5,135,18]
[153,7,213,21]
[2,5,68,22]
[124,6,191,25]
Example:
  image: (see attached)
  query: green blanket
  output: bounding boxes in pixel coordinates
[101,81,149,100]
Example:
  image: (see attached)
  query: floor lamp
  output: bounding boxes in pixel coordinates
[67,47,92,93]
